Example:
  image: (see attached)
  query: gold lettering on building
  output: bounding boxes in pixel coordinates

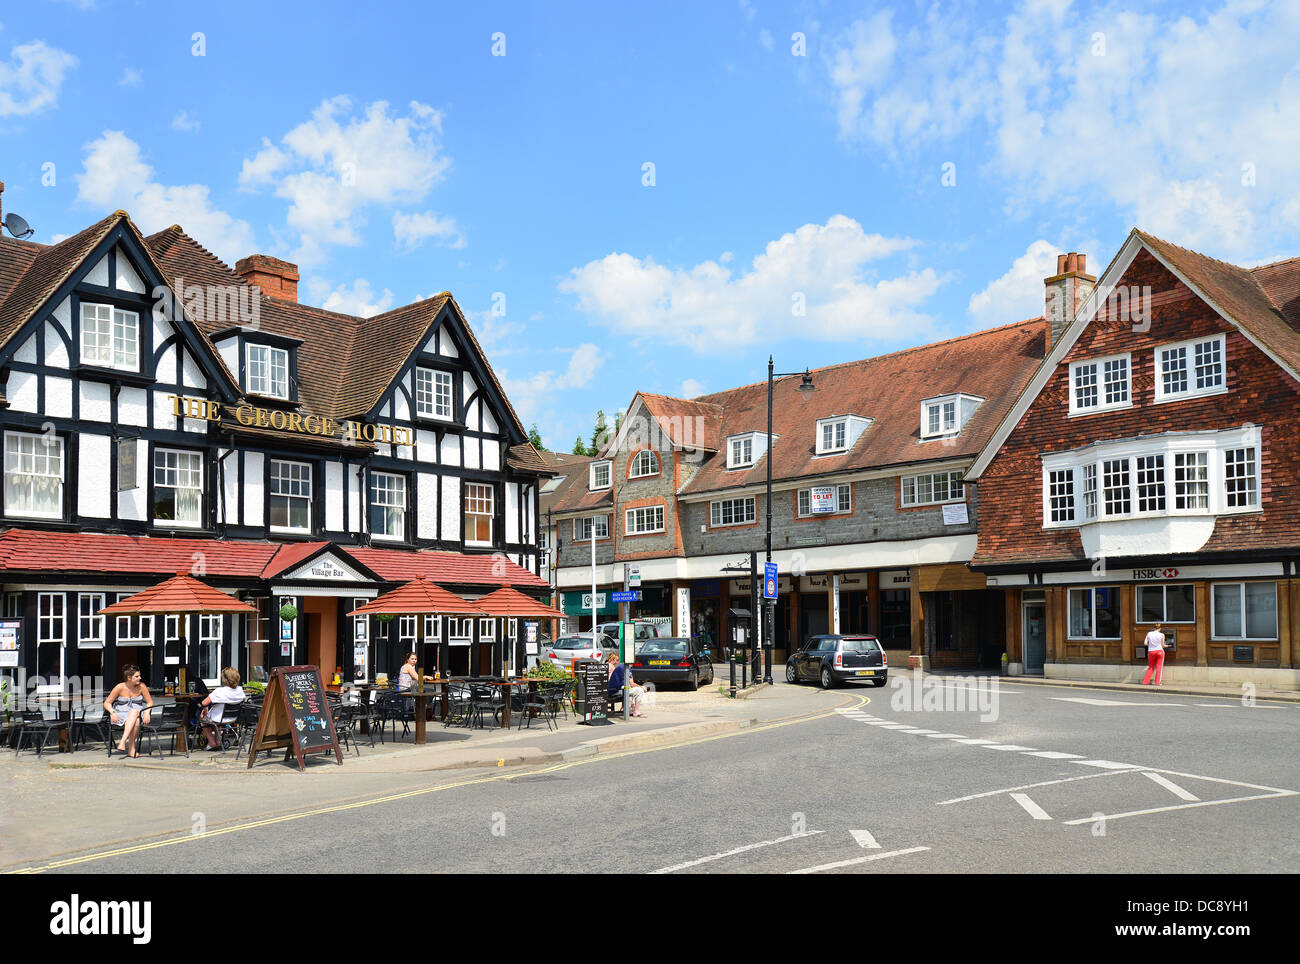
[167,395,415,447]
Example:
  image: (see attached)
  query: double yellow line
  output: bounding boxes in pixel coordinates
[10,693,868,873]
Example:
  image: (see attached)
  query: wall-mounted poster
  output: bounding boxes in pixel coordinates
[353,642,368,681]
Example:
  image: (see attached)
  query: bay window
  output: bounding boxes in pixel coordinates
[4,431,64,519]
[153,448,203,527]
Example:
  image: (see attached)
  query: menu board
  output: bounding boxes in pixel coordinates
[576,659,611,725]
[246,665,342,771]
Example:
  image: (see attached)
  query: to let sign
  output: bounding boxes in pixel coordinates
[809,486,837,514]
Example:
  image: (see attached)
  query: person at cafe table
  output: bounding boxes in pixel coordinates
[606,651,647,717]
[397,652,435,690]
[198,667,246,750]
[104,665,153,758]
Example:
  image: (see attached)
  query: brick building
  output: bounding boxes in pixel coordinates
[967,232,1300,687]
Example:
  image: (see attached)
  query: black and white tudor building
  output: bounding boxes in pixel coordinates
[0,206,551,690]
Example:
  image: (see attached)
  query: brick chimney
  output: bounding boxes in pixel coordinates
[0,180,5,225]
[1044,251,1095,351]
[235,254,299,303]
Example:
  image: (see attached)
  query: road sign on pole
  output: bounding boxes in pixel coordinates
[763,562,778,601]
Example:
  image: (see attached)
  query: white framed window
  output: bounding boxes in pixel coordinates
[415,367,454,419]
[625,505,665,535]
[399,615,416,646]
[925,401,956,437]
[589,460,612,490]
[1136,584,1195,624]
[900,471,965,507]
[269,460,312,532]
[1224,447,1257,508]
[81,303,139,371]
[1041,428,1261,527]
[1047,470,1075,523]
[796,484,852,517]
[369,471,406,540]
[819,419,848,453]
[629,450,659,478]
[479,619,496,640]
[1069,354,1131,415]
[710,497,757,527]
[448,617,472,642]
[1155,335,1226,402]
[1068,587,1122,639]
[198,615,221,680]
[919,395,981,439]
[153,448,203,527]
[573,516,609,541]
[37,592,65,644]
[78,593,106,648]
[4,431,64,519]
[1212,582,1277,640]
[353,598,369,642]
[115,593,154,643]
[727,436,754,469]
[247,344,289,398]
[464,482,494,545]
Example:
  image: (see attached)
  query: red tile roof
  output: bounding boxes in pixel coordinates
[348,578,485,616]
[261,542,332,579]
[347,545,549,588]
[474,586,564,618]
[98,573,258,615]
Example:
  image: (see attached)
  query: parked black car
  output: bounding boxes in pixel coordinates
[631,637,715,690]
[786,634,888,688]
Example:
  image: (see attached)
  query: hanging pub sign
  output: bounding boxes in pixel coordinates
[168,394,415,447]
[116,438,137,491]
[809,485,837,514]
[246,665,342,771]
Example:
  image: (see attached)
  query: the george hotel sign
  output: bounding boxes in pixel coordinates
[169,394,414,446]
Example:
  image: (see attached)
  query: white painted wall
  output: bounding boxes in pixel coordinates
[181,349,205,389]
[244,452,264,526]
[221,449,239,526]
[440,434,461,466]
[8,371,37,412]
[78,434,111,518]
[44,322,68,368]
[45,376,72,418]
[86,255,109,288]
[79,382,111,422]
[440,329,458,357]
[505,483,519,543]
[216,337,239,379]
[118,388,148,427]
[13,332,36,365]
[482,408,498,434]
[415,429,438,464]
[347,465,362,533]
[326,462,344,531]
[417,472,438,539]
[440,475,461,542]
[463,440,480,470]
[482,438,500,471]
[115,247,144,293]
[157,344,178,384]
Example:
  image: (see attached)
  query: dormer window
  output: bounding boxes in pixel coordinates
[727,432,771,470]
[814,415,870,455]
[415,367,455,420]
[590,460,612,491]
[247,344,289,399]
[629,450,659,478]
[920,394,983,439]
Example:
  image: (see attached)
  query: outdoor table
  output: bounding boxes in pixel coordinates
[445,677,535,729]
[29,693,106,752]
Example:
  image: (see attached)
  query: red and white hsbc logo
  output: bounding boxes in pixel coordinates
[1133,568,1180,579]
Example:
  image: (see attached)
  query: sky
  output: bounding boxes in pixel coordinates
[2,0,1298,452]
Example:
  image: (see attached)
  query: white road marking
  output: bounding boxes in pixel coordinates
[1024,750,1084,759]
[984,744,1036,751]
[938,770,1132,805]
[1062,792,1297,826]
[651,830,826,873]
[788,846,930,874]
[1142,771,1200,801]
[1073,759,1143,769]
[1010,793,1052,820]
[953,738,1000,745]
[874,723,912,728]
[850,829,881,849]
[1050,697,1186,706]
[903,729,939,735]
[925,733,968,739]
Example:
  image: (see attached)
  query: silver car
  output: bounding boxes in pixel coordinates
[543,633,617,670]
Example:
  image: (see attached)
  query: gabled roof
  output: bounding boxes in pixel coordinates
[676,320,1046,497]
[631,393,724,452]
[538,452,613,516]
[967,228,1300,479]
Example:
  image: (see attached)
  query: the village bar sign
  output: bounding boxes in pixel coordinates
[168,395,414,446]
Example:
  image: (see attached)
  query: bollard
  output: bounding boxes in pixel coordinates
[729,653,737,699]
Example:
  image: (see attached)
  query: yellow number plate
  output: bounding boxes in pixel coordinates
[649,660,670,666]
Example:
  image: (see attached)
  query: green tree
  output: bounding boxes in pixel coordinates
[589,409,607,455]
[572,436,588,456]
[527,423,547,451]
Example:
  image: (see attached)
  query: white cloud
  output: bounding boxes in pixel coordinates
[500,343,606,437]
[75,130,256,264]
[239,97,452,265]
[968,239,1057,324]
[118,67,142,87]
[392,210,464,250]
[759,29,774,52]
[559,215,941,351]
[305,277,394,318]
[0,41,77,116]
[825,1,1300,257]
[678,378,707,398]
[170,110,199,133]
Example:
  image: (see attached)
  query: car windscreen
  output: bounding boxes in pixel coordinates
[637,639,689,656]
[840,637,882,654]
[553,637,593,649]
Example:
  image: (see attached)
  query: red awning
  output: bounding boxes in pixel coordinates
[348,578,486,617]
[98,573,259,616]
[473,586,565,619]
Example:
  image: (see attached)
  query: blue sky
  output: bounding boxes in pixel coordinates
[2,0,1298,451]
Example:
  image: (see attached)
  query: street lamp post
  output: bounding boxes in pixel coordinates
[766,356,815,684]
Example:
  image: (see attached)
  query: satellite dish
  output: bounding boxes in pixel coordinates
[3,213,34,239]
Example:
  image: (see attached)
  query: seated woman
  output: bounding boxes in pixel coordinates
[606,652,648,717]
[103,665,153,758]
[199,667,246,750]
[396,653,435,691]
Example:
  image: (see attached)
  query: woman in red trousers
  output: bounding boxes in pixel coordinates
[1141,622,1168,685]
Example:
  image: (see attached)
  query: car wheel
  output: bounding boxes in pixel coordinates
[688,669,699,692]
[820,667,834,690]
[785,662,797,684]
[871,677,887,688]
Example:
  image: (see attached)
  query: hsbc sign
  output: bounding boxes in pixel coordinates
[1132,568,1180,580]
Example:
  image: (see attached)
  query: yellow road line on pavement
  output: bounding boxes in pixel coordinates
[11,693,868,873]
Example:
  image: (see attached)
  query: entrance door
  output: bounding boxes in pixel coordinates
[1023,602,1046,674]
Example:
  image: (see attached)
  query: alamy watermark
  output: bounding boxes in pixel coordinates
[889,666,1000,722]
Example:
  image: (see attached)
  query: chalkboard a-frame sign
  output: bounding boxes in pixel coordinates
[246,665,343,770]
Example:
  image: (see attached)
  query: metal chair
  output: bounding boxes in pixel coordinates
[139,704,189,758]
[517,682,555,731]
[332,703,362,757]
[12,709,67,756]
[75,706,113,752]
